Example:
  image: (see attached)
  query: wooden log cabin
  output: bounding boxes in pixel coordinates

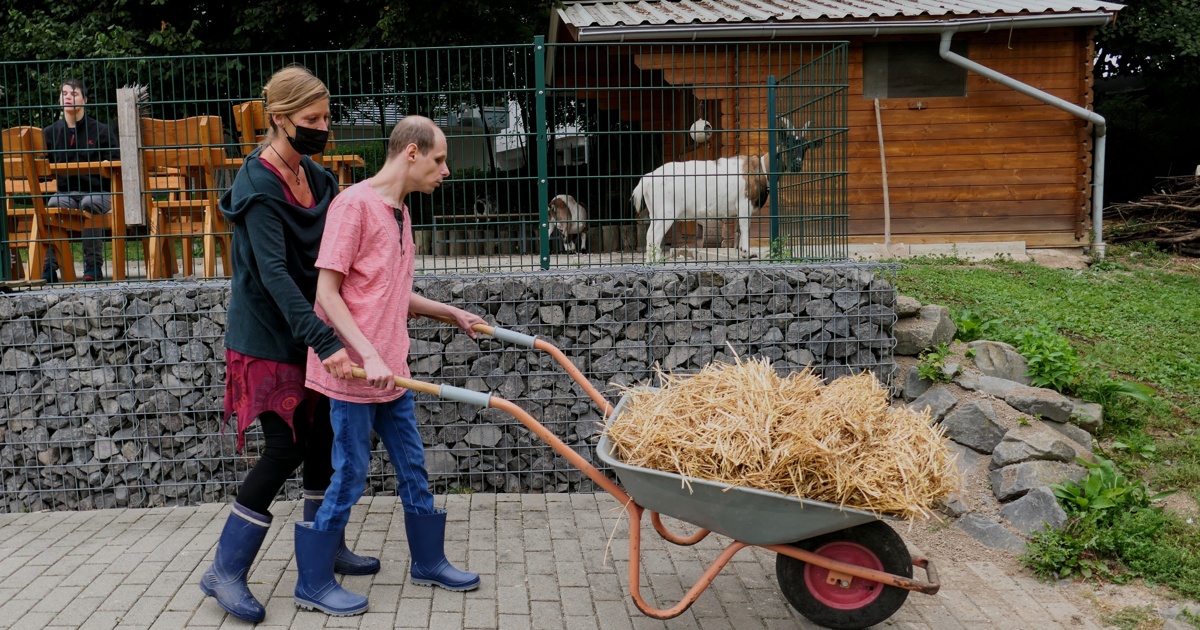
[548,0,1123,254]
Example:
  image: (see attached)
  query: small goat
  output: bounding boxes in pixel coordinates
[548,194,588,254]
[631,119,819,263]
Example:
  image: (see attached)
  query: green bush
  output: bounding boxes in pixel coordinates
[1008,324,1081,392]
[916,343,955,382]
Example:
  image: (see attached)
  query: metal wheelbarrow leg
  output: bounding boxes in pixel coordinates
[362,318,939,626]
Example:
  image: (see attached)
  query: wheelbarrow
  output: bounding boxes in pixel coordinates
[357,319,940,630]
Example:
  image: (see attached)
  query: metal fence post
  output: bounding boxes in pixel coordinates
[0,139,9,281]
[534,36,550,270]
[767,75,779,249]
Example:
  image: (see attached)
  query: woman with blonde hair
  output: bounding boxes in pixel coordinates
[199,64,374,622]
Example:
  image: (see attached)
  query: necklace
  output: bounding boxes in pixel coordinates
[269,144,301,185]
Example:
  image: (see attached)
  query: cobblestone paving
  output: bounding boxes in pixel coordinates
[0,494,1105,629]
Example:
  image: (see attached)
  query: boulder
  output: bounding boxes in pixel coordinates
[1004,386,1074,423]
[967,340,1032,385]
[1069,399,1104,434]
[894,295,922,318]
[942,400,1006,453]
[999,487,1067,535]
[989,429,1078,469]
[907,387,958,422]
[990,461,1087,501]
[1041,420,1093,452]
[957,514,1026,553]
[894,305,956,356]
[954,373,1023,399]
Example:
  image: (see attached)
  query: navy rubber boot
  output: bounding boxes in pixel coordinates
[293,522,369,616]
[404,508,480,591]
[303,495,380,575]
[198,502,271,623]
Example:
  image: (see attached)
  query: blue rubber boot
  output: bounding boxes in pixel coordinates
[303,494,380,575]
[404,508,480,591]
[293,522,369,616]
[198,502,271,623]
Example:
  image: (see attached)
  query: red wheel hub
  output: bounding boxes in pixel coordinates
[803,541,885,610]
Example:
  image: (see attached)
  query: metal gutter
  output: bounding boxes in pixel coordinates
[572,12,1115,42]
[937,29,1108,258]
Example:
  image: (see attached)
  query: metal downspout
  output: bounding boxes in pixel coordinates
[938,29,1107,258]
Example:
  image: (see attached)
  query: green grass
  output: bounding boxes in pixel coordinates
[894,245,1200,598]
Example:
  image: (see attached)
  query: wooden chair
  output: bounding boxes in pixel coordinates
[140,116,232,279]
[1,126,99,282]
[232,100,364,185]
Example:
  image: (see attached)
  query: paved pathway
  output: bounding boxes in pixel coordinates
[0,494,1104,630]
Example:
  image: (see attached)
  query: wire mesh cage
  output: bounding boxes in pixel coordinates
[0,263,896,512]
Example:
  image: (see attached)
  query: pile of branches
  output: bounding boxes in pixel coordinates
[1104,175,1200,256]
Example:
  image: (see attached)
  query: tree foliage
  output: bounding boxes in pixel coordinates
[0,0,557,60]
[1095,0,1200,87]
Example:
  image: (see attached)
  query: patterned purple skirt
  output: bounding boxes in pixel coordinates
[223,348,319,451]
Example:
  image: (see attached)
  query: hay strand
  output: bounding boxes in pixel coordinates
[605,356,960,520]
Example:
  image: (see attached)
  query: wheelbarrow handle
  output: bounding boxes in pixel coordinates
[421,314,614,416]
[346,366,630,503]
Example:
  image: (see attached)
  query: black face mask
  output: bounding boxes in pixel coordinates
[285,118,329,156]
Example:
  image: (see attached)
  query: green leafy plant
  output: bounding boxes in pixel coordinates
[1051,456,1173,518]
[768,237,791,261]
[953,309,1006,343]
[1017,416,1032,427]
[1009,324,1081,392]
[916,343,955,382]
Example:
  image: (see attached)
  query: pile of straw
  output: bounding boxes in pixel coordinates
[605,357,960,520]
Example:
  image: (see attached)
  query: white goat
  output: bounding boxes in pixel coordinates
[548,194,588,254]
[631,119,819,263]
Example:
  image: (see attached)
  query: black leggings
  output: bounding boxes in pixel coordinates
[236,396,334,515]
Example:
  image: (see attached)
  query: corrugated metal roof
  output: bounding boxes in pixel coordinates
[559,0,1123,28]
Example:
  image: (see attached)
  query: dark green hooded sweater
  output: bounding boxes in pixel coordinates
[220,147,344,364]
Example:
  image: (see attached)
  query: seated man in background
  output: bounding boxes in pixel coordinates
[41,78,119,283]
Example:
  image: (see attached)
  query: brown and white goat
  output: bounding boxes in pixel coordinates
[547,194,588,254]
[631,119,819,263]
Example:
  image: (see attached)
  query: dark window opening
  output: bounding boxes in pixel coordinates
[863,41,968,99]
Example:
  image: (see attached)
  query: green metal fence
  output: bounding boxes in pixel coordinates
[0,39,848,281]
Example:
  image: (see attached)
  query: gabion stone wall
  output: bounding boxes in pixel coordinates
[0,264,896,513]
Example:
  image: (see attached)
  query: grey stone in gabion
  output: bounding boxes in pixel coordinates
[999,487,1067,535]
[956,513,1026,553]
[786,319,824,343]
[1004,386,1074,423]
[464,425,503,448]
[664,345,697,370]
[907,386,958,422]
[831,289,863,311]
[444,336,481,365]
[942,400,1006,453]
[990,460,1087,501]
[0,318,36,346]
[967,340,1032,385]
[785,349,816,366]
[989,429,1077,469]
[0,348,35,370]
[894,305,955,356]
[805,298,837,318]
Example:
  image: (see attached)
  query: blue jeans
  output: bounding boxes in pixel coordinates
[314,391,435,532]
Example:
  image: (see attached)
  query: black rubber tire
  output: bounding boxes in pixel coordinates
[775,521,913,630]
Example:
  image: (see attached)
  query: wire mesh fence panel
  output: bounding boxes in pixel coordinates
[1,40,848,280]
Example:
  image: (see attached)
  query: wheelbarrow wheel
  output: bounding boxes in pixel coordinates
[775,520,912,630]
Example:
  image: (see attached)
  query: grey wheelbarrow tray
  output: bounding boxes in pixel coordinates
[356,319,941,622]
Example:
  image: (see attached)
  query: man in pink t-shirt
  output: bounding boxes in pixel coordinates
[297,116,486,615]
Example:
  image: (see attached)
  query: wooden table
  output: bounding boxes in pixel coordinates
[43,160,130,281]
[223,153,365,186]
